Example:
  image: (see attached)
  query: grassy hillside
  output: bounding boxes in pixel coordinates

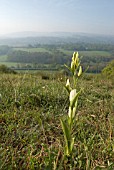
[0,72,114,169]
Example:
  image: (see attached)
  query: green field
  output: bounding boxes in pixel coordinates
[59,48,112,57]
[13,47,112,57]
[79,50,111,57]
[0,55,8,62]
[13,47,52,53]
[0,61,19,67]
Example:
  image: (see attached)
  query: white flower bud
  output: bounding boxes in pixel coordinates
[78,66,82,77]
[66,79,70,87]
[72,52,76,62]
[76,52,79,59]
[69,89,77,102]
[71,61,74,70]
[75,52,79,66]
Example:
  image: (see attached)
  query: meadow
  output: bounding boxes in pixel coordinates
[0,70,114,169]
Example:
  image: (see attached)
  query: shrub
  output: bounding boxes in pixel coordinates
[0,64,16,74]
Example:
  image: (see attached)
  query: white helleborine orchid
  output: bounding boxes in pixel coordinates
[61,52,83,156]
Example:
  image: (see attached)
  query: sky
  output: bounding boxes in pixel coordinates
[0,0,114,36]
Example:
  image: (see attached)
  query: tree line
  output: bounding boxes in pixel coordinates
[7,50,114,73]
[0,44,114,73]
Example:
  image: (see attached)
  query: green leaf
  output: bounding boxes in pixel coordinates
[60,119,71,155]
[64,86,71,94]
[70,137,75,153]
[64,64,71,72]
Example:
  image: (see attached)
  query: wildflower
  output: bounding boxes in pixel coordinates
[61,51,83,156]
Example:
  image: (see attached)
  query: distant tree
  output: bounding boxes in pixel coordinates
[0,65,16,74]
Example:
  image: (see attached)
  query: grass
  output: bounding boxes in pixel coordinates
[0,72,114,169]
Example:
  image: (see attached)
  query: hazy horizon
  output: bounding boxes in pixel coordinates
[0,0,114,36]
[1,31,114,39]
